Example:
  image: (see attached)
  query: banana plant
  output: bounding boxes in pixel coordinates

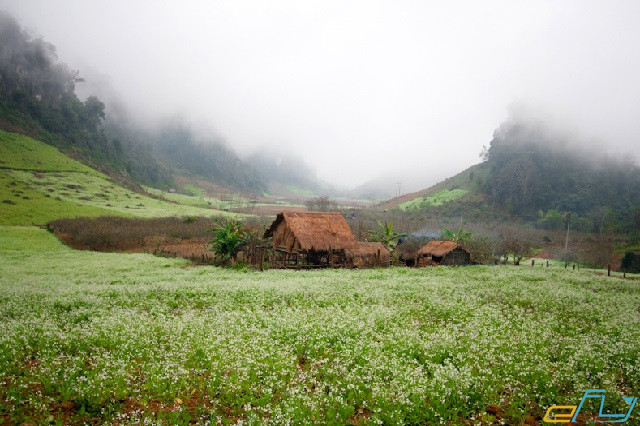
[369,221,406,249]
[441,227,473,243]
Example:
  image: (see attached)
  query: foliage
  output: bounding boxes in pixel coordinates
[441,227,473,242]
[536,209,565,230]
[536,209,594,233]
[208,218,247,265]
[368,220,406,250]
[1,226,640,424]
[481,115,640,233]
[621,252,640,273]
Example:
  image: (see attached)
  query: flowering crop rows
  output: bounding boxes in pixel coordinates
[1,226,639,424]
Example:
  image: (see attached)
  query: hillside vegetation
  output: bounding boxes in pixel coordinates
[481,117,640,232]
[381,116,640,235]
[0,131,239,225]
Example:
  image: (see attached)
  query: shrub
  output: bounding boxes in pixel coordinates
[207,218,247,265]
[621,252,640,273]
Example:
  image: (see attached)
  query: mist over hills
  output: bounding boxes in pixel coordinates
[383,107,640,234]
[2,6,640,233]
[0,11,329,196]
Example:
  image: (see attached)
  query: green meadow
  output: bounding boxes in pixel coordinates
[0,131,240,224]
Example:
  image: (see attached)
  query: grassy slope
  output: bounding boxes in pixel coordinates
[380,163,487,210]
[0,172,118,225]
[0,131,100,174]
[398,188,469,210]
[377,163,515,223]
[0,131,241,224]
[1,225,639,424]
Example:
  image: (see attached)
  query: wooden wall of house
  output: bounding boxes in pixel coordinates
[441,248,471,266]
[271,221,300,251]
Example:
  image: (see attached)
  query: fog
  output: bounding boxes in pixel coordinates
[2,0,639,190]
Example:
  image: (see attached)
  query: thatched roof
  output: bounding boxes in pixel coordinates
[346,241,389,257]
[417,240,468,257]
[264,211,357,251]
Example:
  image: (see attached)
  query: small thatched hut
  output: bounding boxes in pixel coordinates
[264,211,357,267]
[416,240,470,266]
[346,242,390,268]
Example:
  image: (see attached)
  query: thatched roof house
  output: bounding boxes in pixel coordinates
[346,242,390,268]
[264,211,358,267]
[416,240,470,266]
[264,211,357,251]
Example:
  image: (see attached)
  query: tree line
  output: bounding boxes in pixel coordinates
[481,117,640,235]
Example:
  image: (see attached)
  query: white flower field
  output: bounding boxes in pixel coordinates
[1,226,639,424]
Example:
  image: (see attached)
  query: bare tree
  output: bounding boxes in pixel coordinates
[499,232,534,265]
[305,196,338,211]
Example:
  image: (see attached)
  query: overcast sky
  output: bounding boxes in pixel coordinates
[2,0,639,189]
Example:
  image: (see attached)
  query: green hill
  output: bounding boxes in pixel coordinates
[0,131,100,174]
[0,131,241,225]
[378,162,510,223]
[380,116,640,235]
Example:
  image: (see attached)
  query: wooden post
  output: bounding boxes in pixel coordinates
[531,259,535,267]
[572,264,575,270]
[608,264,611,276]
[259,248,264,272]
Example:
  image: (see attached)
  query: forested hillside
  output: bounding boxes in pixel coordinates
[0,12,269,193]
[381,114,640,236]
[481,117,640,233]
[0,12,181,188]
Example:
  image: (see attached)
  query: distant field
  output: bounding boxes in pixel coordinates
[398,189,468,210]
[145,186,304,212]
[285,184,315,197]
[2,226,639,424]
[0,131,240,224]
